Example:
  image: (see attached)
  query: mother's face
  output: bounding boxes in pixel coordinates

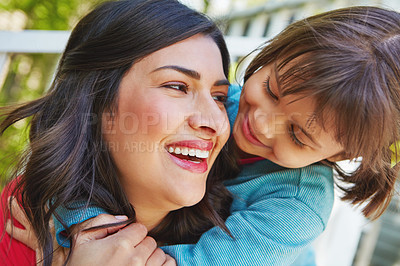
[103,34,230,219]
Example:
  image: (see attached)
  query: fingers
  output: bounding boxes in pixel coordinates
[8,197,29,228]
[145,248,167,266]
[109,222,149,248]
[163,254,177,266]
[103,224,156,265]
[69,222,155,266]
[5,197,39,250]
[5,219,37,249]
[74,214,129,243]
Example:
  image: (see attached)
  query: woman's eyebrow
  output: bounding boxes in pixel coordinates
[152,65,200,79]
[152,65,230,86]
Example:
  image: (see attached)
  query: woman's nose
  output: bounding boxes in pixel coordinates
[188,95,229,137]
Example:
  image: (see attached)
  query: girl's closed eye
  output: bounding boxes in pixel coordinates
[162,82,189,93]
[263,77,279,101]
[288,124,305,148]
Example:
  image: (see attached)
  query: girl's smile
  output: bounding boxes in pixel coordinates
[242,114,267,148]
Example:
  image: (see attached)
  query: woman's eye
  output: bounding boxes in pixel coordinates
[162,83,188,93]
[212,94,228,104]
[263,78,279,101]
[288,124,305,148]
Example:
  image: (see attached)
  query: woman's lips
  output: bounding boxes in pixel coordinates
[168,153,208,173]
[242,115,265,147]
[166,140,212,173]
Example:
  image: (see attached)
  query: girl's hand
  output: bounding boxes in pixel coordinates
[68,214,176,265]
[5,197,68,266]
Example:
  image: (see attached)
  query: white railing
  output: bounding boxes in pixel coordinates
[0,30,267,89]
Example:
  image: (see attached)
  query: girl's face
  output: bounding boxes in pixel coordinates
[233,63,344,168]
[103,34,230,227]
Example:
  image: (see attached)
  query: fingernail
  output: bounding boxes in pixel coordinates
[115,215,128,220]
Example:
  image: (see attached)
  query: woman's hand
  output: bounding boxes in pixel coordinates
[5,197,68,266]
[68,214,176,266]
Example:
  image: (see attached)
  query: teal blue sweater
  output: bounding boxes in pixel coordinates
[54,85,334,265]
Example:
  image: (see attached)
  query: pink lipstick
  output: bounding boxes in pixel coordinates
[242,115,265,147]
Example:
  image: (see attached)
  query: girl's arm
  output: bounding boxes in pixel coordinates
[6,203,176,265]
[161,162,334,265]
[49,162,332,265]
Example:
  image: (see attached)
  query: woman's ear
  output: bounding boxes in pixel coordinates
[326,151,348,162]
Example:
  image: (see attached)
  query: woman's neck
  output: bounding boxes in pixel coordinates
[133,206,169,231]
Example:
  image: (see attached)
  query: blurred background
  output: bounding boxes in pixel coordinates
[1,0,400,265]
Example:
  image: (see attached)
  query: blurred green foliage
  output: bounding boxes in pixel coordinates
[0,0,107,188]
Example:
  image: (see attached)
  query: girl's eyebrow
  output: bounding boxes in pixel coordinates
[152,65,230,86]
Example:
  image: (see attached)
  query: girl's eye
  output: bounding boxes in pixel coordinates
[212,94,228,104]
[288,124,305,148]
[162,83,188,94]
[263,78,279,101]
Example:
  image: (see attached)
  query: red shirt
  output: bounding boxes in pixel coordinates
[0,180,36,265]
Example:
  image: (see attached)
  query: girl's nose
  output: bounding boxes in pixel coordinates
[254,108,286,139]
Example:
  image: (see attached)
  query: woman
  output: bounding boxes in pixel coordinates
[0,0,235,265]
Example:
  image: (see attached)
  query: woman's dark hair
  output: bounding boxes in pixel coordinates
[244,6,400,219]
[0,0,235,264]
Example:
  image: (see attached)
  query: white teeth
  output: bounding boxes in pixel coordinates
[181,147,189,156]
[195,150,209,159]
[167,146,210,159]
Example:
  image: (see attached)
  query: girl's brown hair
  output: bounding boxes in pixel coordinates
[1,0,236,264]
[245,6,400,219]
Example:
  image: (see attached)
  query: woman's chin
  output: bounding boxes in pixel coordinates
[172,188,206,209]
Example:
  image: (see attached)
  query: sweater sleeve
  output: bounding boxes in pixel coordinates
[53,202,107,248]
[226,84,241,131]
[161,164,334,266]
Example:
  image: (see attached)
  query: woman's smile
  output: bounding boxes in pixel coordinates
[166,140,213,173]
[102,33,230,222]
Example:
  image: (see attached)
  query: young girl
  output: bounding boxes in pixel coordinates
[6,5,400,266]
